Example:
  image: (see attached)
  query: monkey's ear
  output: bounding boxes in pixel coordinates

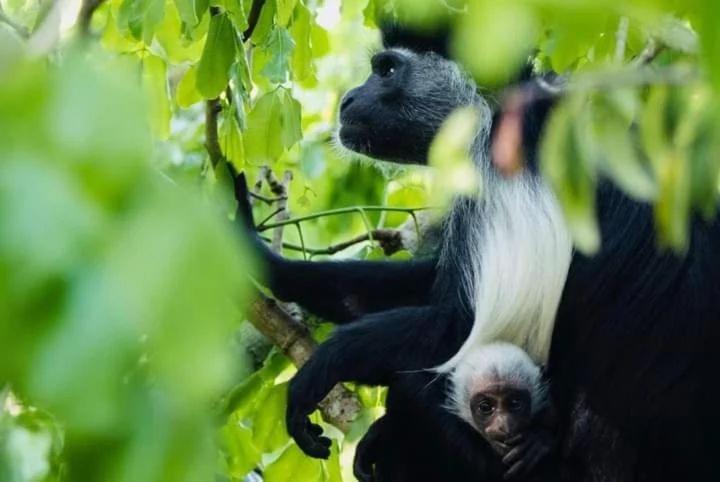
[380,20,452,58]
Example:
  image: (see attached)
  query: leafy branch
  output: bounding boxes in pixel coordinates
[202,0,362,432]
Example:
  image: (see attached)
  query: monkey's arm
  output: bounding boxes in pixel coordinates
[286,304,461,458]
[233,172,438,323]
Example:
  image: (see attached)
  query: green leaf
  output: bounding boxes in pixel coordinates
[290,3,315,85]
[261,27,295,84]
[310,22,330,58]
[251,382,291,453]
[117,0,165,42]
[243,89,303,164]
[279,89,302,150]
[221,0,249,32]
[196,14,237,99]
[456,1,536,84]
[428,106,481,212]
[174,0,208,27]
[221,422,261,479]
[142,54,171,140]
[592,90,656,201]
[275,0,297,27]
[264,444,323,482]
[244,91,284,164]
[176,65,203,108]
[220,108,245,168]
[250,0,275,44]
[541,97,600,254]
[654,151,691,251]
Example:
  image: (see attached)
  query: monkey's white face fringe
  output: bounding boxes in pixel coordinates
[447,342,547,428]
[438,168,573,371]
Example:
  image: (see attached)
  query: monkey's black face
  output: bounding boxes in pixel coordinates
[338,48,479,165]
[470,386,532,456]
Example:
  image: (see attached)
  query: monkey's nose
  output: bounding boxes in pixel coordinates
[340,94,354,113]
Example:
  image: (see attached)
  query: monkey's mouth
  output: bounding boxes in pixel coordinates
[338,122,372,154]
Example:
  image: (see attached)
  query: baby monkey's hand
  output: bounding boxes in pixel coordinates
[502,428,554,480]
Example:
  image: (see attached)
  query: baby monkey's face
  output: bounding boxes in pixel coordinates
[470,383,533,456]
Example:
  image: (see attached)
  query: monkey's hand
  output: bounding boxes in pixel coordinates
[502,428,554,480]
[286,348,335,459]
[353,415,389,482]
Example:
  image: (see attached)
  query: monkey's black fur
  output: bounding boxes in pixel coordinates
[234,24,720,482]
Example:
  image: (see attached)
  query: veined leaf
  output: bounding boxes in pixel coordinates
[244,91,284,164]
[290,3,315,85]
[117,0,165,43]
[261,27,295,84]
[275,0,297,27]
[174,0,208,27]
[196,14,237,99]
[278,88,302,150]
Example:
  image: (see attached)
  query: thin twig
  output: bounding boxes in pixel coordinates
[258,205,433,232]
[242,0,266,42]
[260,228,405,257]
[632,38,665,67]
[250,191,288,205]
[267,170,293,253]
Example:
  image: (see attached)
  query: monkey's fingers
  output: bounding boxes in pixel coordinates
[506,434,525,446]
[502,442,529,466]
[503,444,547,480]
[299,420,332,459]
[287,410,331,459]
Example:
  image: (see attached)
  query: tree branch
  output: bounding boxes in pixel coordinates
[205,98,225,169]
[261,228,406,257]
[242,0,266,42]
[246,294,361,431]
[257,205,432,232]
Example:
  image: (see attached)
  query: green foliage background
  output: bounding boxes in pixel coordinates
[0,0,719,481]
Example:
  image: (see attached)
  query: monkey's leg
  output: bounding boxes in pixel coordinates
[353,415,390,482]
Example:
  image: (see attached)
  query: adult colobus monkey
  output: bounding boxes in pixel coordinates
[234,22,720,482]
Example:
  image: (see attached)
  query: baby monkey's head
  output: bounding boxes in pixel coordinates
[448,342,547,456]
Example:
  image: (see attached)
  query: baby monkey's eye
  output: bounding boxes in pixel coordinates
[507,397,524,412]
[477,399,495,415]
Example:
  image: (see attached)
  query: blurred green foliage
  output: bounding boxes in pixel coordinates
[1,0,719,481]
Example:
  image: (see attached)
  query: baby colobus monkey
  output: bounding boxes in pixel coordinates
[449,342,556,480]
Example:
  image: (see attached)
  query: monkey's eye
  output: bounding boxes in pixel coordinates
[477,400,495,415]
[507,398,525,412]
[373,56,397,78]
